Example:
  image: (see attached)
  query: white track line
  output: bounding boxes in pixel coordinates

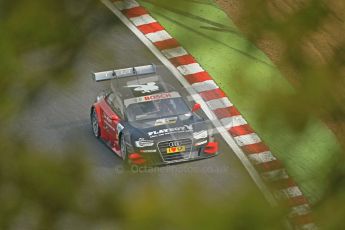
[146,30,172,43]
[130,14,156,26]
[234,133,262,146]
[206,97,233,110]
[289,204,310,217]
[220,116,247,129]
[276,186,303,199]
[161,47,188,59]
[113,0,139,10]
[191,80,219,93]
[300,223,318,230]
[177,63,204,75]
[101,0,277,206]
[248,151,277,164]
[262,169,289,181]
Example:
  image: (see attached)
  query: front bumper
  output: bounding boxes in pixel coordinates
[128,141,219,166]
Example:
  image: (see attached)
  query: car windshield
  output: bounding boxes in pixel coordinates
[126,97,190,122]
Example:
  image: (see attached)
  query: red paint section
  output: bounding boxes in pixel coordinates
[183,71,212,84]
[241,142,270,154]
[204,142,219,154]
[169,54,196,67]
[154,38,180,50]
[137,22,164,34]
[256,159,283,172]
[271,178,297,190]
[129,153,142,160]
[122,6,148,18]
[199,88,226,101]
[291,214,313,226]
[213,106,241,119]
[192,103,202,112]
[229,124,255,137]
[288,195,309,206]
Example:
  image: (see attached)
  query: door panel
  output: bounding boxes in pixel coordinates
[99,99,120,149]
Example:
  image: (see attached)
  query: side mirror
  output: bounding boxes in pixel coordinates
[111,115,119,121]
[192,103,201,112]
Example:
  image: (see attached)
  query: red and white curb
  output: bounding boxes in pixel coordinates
[103,0,317,229]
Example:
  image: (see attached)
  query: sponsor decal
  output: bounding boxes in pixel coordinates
[154,117,177,126]
[148,125,193,138]
[124,91,181,107]
[126,82,159,94]
[135,138,155,147]
[140,149,157,153]
[142,92,172,102]
[104,114,112,123]
[103,114,116,132]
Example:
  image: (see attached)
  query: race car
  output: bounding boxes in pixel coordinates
[90,64,218,166]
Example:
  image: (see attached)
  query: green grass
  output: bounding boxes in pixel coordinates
[138,0,341,203]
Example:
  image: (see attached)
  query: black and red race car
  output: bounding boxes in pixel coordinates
[90,64,218,166]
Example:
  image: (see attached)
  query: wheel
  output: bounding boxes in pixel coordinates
[120,134,132,167]
[91,108,100,138]
[120,134,127,160]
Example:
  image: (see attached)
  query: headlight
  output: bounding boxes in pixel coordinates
[193,130,208,139]
[135,138,155,148]
[195,140,207,146]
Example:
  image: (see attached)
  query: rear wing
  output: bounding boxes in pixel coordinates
[92,64,156,82]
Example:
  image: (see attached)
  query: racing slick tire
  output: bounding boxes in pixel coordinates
[91,108,101,138]
[120,134,128,161]
[120,134,131,168]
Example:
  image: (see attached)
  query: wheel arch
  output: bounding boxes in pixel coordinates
[91,104,102,123]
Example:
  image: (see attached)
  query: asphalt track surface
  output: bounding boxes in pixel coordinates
[18,6,261,198]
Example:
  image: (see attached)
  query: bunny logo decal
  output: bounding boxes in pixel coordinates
[126,82,159,93]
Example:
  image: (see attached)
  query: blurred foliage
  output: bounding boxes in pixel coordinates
[0,0,111,122]
[216,0,345,136]
[215,0,345,228]
[0,0,286,229]
[0,137,285,229]
[1,0,344,229]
